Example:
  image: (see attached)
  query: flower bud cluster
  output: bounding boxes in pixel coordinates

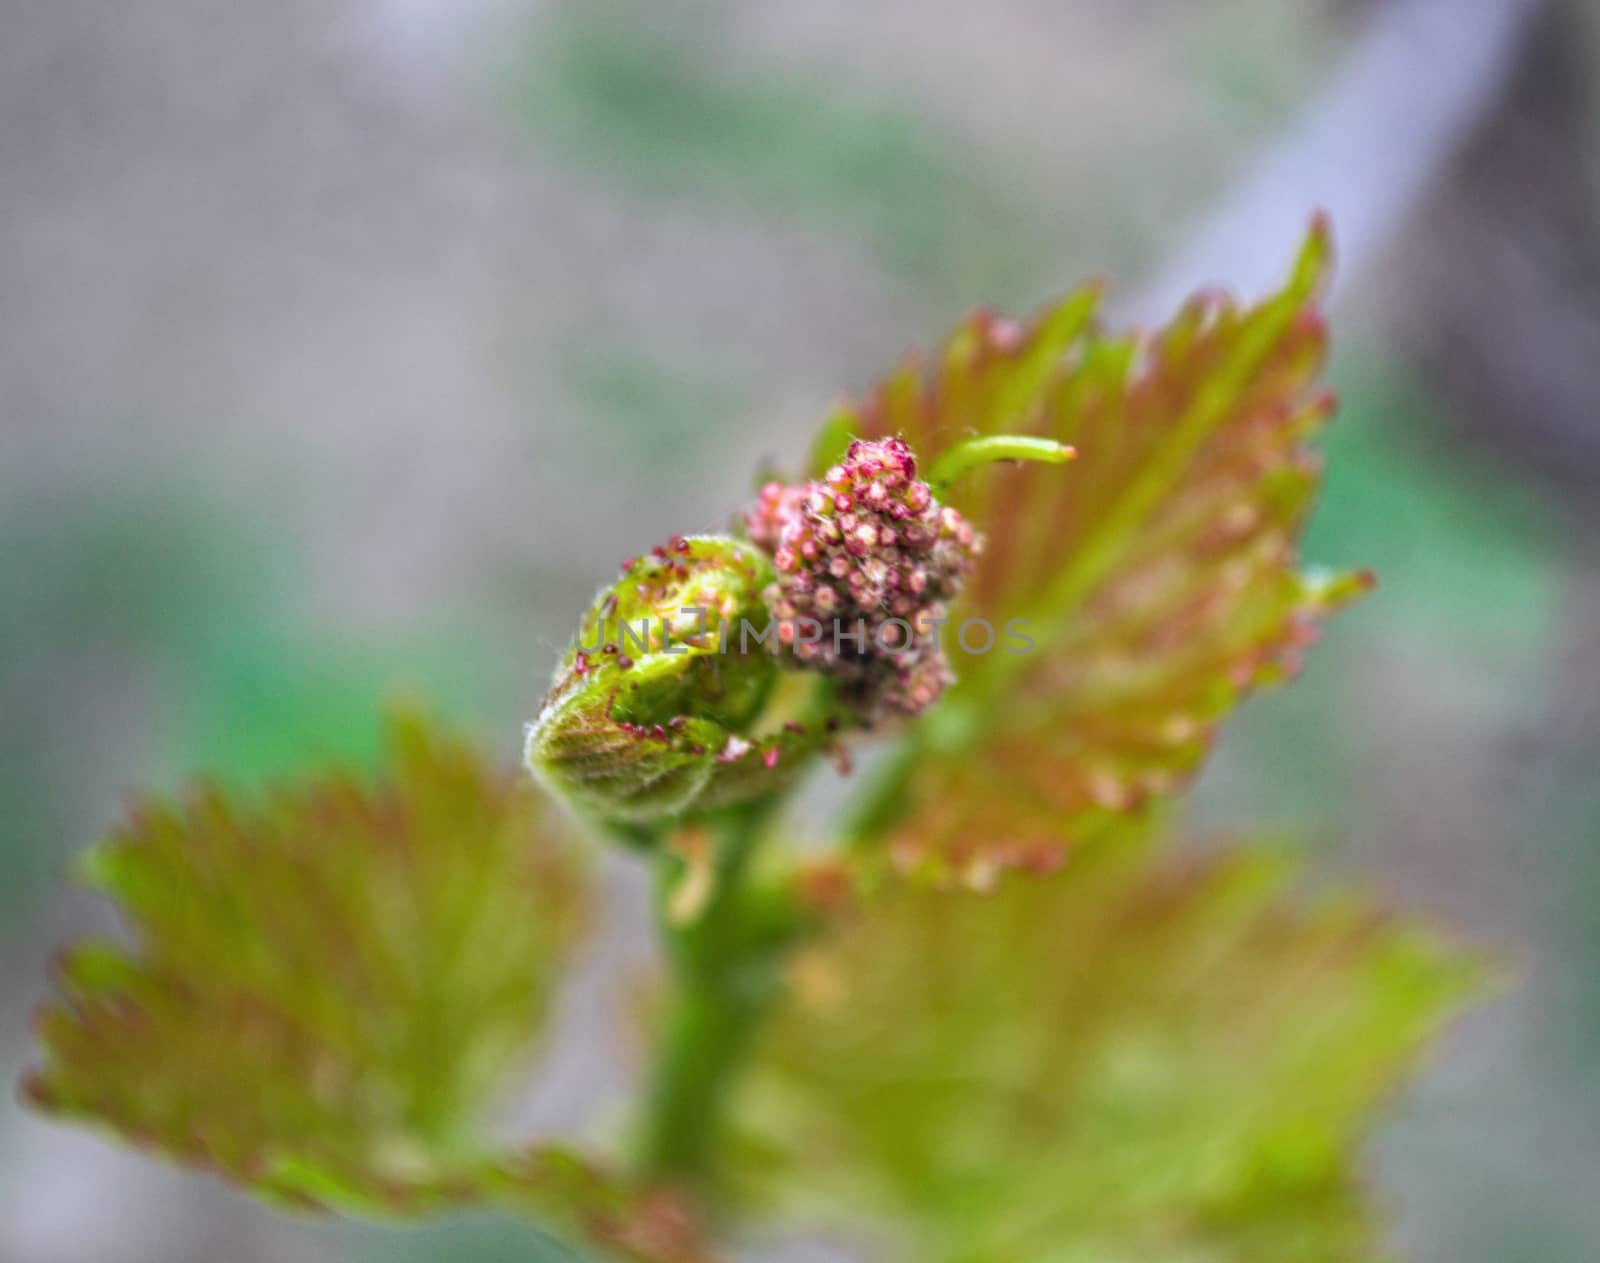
[744,437,982,717]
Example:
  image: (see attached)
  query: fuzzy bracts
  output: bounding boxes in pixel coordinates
[744,437,982,718]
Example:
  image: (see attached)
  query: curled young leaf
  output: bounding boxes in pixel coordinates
[527,535,834,827]
[737,831,1482,1263]
[21,711,719,1262]
[836,222,1370,883]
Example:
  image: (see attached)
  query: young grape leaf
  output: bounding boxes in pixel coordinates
[738,830,1482,1263]
[527,535,840,827]
[21,710,720,1262]
[834,221,1369,884]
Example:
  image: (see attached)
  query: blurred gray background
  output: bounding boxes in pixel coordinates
[3,1,1598,1259]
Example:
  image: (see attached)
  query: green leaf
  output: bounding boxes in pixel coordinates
[22,710,721,1262]
[737,831,1483,1262]
[837,221,1369,883]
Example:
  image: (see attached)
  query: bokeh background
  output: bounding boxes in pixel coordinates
[3,0,1597,1259]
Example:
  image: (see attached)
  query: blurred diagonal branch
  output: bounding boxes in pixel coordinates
[1128,0,1544,318]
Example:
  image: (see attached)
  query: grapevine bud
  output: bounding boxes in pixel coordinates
[526,535,817,824]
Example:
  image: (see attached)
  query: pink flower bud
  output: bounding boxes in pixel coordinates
[739,436,982,719]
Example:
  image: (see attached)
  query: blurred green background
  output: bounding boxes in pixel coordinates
[3,1,1596,1259]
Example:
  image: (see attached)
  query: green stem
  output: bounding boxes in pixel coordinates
[844,690,981,844]
[637,799,790,1186]
[635,961,762,1183]
[846,739,920,843]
